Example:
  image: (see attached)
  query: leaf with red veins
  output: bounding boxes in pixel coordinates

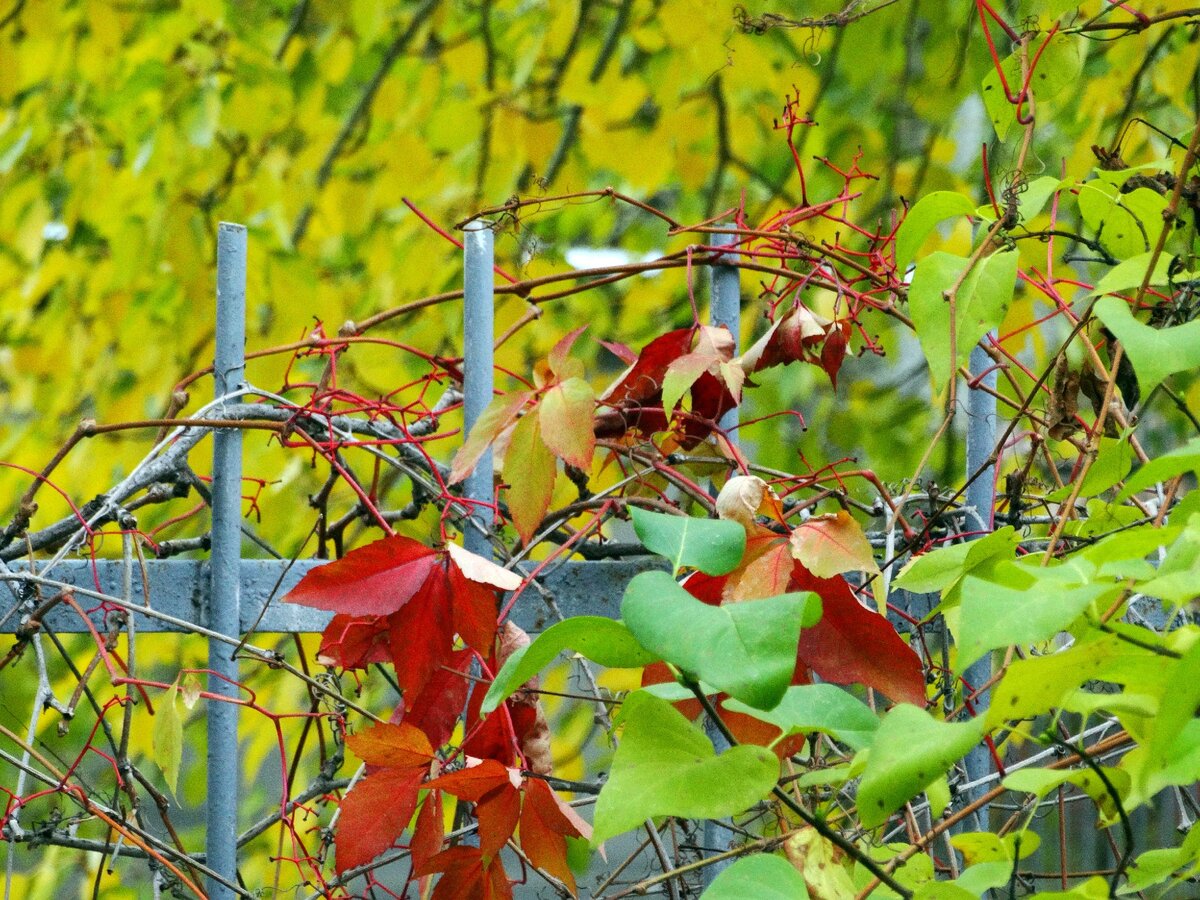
[520,778,586,893]
[450,391,532,485]
[539,377,596,470]
[283,535,439,616]
[789,511,881,579]
[316,613,390,669]
[388,567,455,698]
[792,565,925,706]
[418,846,514,900]
[334,766,427,874]
[393,649,473,749]
[595,328,693,438]
[737,303,830,374]
[548,325,588,380]
[723,534,795,601]
[504,407,557,546]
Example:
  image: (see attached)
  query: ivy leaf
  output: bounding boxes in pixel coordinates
[152,678,183,797]
[1094,295,1200,397]
[504,407,556,546]
[539,376,595,470]
[622,570,820,710]
[483,616,658,713]
[894,191,976,271]
[592,692,779,844]
[699,853,810,899]
[858,705,985,829]
[630,506,745,575]
[789,511,880,578]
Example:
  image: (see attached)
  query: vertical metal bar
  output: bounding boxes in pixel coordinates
[962,339,997,829]
[711,231,741,443]
[208,222,246,899]
[463,222,495,559]
[703,229,740,886]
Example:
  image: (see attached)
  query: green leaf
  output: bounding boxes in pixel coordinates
[1088,250,1174,297]
[629,507,746,575]
[622,571,820,709]
[980,34,1082,141]
[591,693,780,845]
[908,250,1019,391]
[987,636,1121,727]
[1118,436,1200,499]
[894,192,976,271]
[152,679,183,797]
[699,853,809,900]
[1078,182,1167,260]
[956,572,1113,670]
[1047,436,1133,499]
[1093,296,1200,398]
[858,705,984,829]
[893,527,1020,600]
[482,617,658,713]
[723,684,880,750]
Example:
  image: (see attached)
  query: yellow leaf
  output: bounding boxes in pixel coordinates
[152,679,183,797]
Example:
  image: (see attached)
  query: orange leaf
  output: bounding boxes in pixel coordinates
[410,789,445,876]
[419,846,513,900]
[478,782,522,860]
[345,722,434,769]
[503,407,557,546]
[427,759,518,802]
[520,778,582,893]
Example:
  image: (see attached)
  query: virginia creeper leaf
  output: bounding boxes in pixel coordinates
[152,679,183,796]
[539,376,596,470]
[789,511,880,578]
[283,535,440,616]
[894,191,976,271]
[504,406,556,546]
[450,391,531,485]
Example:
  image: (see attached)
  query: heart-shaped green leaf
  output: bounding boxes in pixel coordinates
[723,684,880,750]
[700,853,809,899]
[592,692,780,845]
[622,570,820,709]
[1095,295,1200,396]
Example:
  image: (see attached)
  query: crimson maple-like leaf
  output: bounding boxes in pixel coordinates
[417,845,513,900]
[284,536,439,616]
[391,648,473,749]
[519,778,587,894]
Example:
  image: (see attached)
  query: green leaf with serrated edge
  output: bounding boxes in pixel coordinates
[623,570,820,710]
[482,617,658,713]
[699,853,809,900]
[723,684,880,750]
[1095,295,1200,396]
[153,679,183,797]
[1118,436,1200,499]
[1087,250,1173,296]
[908,250,1018,392]
[894,192,977,272]
[893,526,1019,599]
[858,705,984,829]
[591,692,779,845]
[955,570,1114,670]
[629,507,746,575]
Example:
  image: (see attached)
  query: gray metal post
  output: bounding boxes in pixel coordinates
[962,340,997,829]
[208,222,246,898]
[703,230,740,885]
[463,222,495,558]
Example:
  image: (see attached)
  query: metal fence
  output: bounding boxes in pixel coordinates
[0,220,1003,898]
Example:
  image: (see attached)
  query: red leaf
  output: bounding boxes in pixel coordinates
[411,789,445,876]
[316,614,390,669]
[394,649,473,749]
[792,565,926,706]
[599,339,638,365]
[548,325,588,379]
[462,674,516,764]
[284,536,439,616]
[739,304,830,373]
[477,782,522,859]
[388,569,455,698]
[820,321,850,387]
[334,766,425,874]
[426,759,516,802]
[419,846,513,900]
[520,778,583,893]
